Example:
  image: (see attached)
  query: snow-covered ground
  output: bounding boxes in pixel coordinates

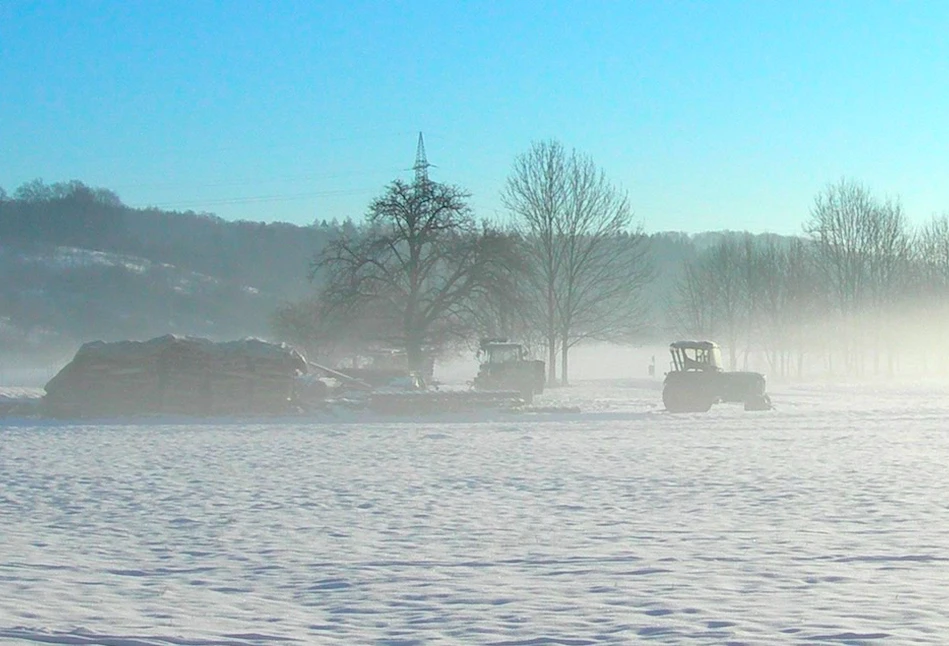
[3,379,949,644]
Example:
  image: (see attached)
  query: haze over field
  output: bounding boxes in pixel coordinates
[4,6,949,642]
[5,3,949,380]
[0,5,949,646]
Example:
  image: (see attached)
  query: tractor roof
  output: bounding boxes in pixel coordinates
[670,340,720,350]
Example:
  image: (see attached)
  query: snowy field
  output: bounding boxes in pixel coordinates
[3,379,949,645]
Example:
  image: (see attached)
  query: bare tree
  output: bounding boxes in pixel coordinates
[313,178,513,372]
[501,140,568,383]
[672,234,828,379]
[916,213,949,286]
[674,258,719,341]
[804,178,911,375]
[864,197,912,303]
[805,179,877,318]
[709,237,751,369]
[503,140,651,385]
[672,237,749,370]
[865,197,912,375]
[465,233,538,343]
[744,237,822,378]
[556,220,651,383]
[909,213,949,372]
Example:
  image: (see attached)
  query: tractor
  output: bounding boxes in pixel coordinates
[662,340,772,413]
[472,338,546,402]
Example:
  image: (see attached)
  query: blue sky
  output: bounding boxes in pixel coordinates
[2,1,948,234]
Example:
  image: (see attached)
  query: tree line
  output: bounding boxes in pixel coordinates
[5,159,949,383]
[278,154,949,384]
[275,140,653,386]
[670,178,949,379]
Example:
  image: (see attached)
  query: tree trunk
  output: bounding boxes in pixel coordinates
[546,289,558,385]
[547,334,557,386]
[560,334,569,387]
[405,343,423,375]
[404,324,424,375]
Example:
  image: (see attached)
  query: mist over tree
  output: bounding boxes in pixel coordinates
[671,233,820,376]
[916,213,949,307]
[747,237,819,379]
[804,178,912,375]
[9,173,949,384]
[693,237,748,370]
[312,177,516,373]
[502,140,652,385]
[501,141,566,384]
[667,180,929,380]
[271,295,396,368]
[460,230,534,344]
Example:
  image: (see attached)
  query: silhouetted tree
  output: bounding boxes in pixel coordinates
[502,140,567,383]
[804,178,911,375]
[503,140,651,385]
[672,237,748,369]
[313,177,514,372]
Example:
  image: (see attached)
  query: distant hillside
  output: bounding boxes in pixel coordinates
[0,180,337,364]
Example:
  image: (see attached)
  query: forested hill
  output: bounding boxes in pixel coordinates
[0,180,341,362]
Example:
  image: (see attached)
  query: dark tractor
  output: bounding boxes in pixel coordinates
[472,338,546,402]
[662,340,772,413]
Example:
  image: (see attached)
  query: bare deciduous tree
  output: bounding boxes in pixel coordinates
[804,178,911,375]
[672,237,749,370]
[744,237,820,378]
[915,211,949,343]
[805,178,878,317]
[557,230,651,381]
[916,213,949,286]
[464,232,537,344]
[674,258,718,341]
[313,178,513,372]
[503,140,651,385]
[502,140,568,383]
[908,213,949,372]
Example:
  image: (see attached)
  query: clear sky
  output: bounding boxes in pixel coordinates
[2,1,948,235]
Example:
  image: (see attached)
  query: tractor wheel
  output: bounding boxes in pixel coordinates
[744,394,772,411]
[663,381,713,413]
[689,394,714,413]
[661,386,680,412]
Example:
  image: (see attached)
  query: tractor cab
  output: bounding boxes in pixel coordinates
[669,340,723,373]
[478,339,526,365]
